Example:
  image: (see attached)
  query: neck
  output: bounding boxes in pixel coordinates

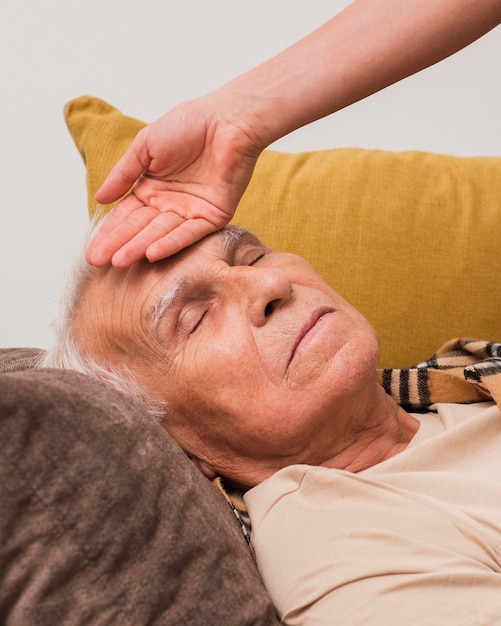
[223,385,420,489]
[320,387,419,473]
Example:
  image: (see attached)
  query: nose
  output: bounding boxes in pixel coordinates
[227,265,292,327]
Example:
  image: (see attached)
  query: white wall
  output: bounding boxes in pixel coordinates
[1,0,499,350]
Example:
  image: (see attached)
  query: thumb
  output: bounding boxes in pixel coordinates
[95,129,152,204]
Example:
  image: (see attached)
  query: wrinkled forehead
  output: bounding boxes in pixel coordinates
[82,224,264,316]
[99,224,258,277]
[74,225,265,358]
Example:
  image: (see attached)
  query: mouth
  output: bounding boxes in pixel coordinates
[288,307,334,366]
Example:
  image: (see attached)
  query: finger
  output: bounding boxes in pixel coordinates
[89,193,144,240]
[109,211,187,269]
[95,129,152,204]
[146,217,226,262]
[86,200,161,267]
[86,194,144,265]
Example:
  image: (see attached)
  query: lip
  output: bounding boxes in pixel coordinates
[288,307,334,366]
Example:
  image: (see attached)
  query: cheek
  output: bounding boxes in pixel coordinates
[170,333,266,412]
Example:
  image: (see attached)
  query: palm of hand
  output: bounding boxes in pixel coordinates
[86,102,260,269]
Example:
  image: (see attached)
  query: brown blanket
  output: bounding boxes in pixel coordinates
[0,352,279,625]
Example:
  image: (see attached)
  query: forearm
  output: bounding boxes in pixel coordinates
[89,0,500,267]
[217,0,501,148]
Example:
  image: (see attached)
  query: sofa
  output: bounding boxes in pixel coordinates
[1,95,500,624]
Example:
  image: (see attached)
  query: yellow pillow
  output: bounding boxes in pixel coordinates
[65,96,146,215]
[65,95,501,367]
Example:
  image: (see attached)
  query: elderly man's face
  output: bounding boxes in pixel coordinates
[79,227,381,485]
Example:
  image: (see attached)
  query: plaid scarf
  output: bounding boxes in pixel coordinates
[379,337,501,411]
[216,337,501,546]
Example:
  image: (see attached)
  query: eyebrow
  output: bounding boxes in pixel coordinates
[149,277,190,333]
[219,225,260,256]
[148,227,261,334]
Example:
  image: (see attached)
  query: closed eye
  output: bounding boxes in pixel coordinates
[190,308,209,334]
[178,301,211,336]
[248,252,266,266]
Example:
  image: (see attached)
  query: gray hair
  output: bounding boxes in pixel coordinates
[39,214,167,422]
[39,220,255,423]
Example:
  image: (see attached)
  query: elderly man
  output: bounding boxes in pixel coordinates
[43,223,501,625]
[46,224,418,487]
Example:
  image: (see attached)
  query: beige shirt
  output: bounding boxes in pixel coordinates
[245,403,501,625]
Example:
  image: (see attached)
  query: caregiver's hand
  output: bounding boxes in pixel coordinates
[87,0,501,270]
[86,94,263,269]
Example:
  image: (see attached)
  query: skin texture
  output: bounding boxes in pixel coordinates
[86,0,501,269]
[77,227,418,488]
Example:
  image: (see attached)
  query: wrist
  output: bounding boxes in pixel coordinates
[207,85,281,155]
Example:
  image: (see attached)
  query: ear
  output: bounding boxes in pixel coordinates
[189,456,218,480]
